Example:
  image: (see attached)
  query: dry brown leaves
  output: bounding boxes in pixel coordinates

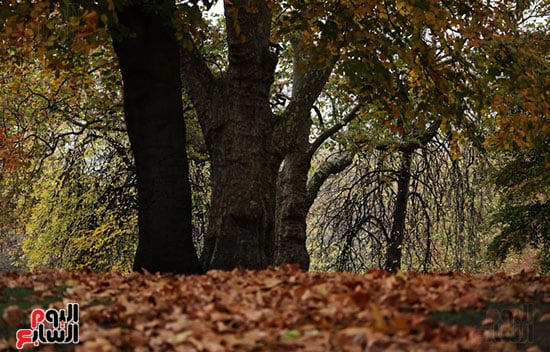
[1,266,549,351]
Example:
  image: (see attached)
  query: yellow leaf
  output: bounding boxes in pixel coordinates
[370,303,391,333]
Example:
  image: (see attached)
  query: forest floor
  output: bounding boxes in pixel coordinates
[0,265,549,351]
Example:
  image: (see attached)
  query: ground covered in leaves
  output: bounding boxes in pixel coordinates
[1,265,549,351]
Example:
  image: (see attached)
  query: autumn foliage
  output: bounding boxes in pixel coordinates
[0,2,548,350]
[0,129,27,174]
[1,266,549,351]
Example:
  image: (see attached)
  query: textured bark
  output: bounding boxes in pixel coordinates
[272,40,338,270]
[111,3,202,274]
[384,150,412,273]
[179,2,355,271]
[274,94,358,269]
[274,123,311,270]
[275,150,355,271]
[181,1,280,270]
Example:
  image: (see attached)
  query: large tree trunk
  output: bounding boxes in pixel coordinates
[182,1,280,270]
[179,1,348,271]
[111,2,202,274]
[272,41,340,270]
[274,127,311,270]
[203,117,281,269]
[384,150,412,273]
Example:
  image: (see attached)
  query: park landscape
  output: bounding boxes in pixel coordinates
[0,0,549,350]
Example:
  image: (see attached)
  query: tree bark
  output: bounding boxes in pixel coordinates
[273,100,358,269]
[111,2,202,274]
[181,1,280,270]
[274,128,311,270]
[179,1,354,271]
[272,39,340,270]
[306,151,355,210]
[384,150,412,273]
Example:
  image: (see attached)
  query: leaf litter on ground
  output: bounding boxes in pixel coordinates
[0,265,549,351]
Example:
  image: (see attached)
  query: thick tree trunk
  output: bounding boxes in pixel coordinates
[179,1,346,271]
[183,1,280,270]
[272,42,340,270]
[384,150,412,273]
[204,121,281,269]
[274,132,311,270]
[111,3,202,274]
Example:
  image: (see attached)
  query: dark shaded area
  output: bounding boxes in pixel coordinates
[111,2,202,274]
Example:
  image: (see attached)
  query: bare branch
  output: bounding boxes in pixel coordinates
[312,105,324,129]
[308,103,361,158]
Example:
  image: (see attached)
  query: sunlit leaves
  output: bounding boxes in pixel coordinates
[22,153,137,272]
[274,0,548,156]
[481,30,549,151]
[0,1,107,72]
[0,1,134,273]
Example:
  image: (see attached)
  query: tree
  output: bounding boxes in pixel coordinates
[270,0,479,271]
[1,0,206,274]
[0,1,140,272]
[487,134,550,273]
[110,1,203,274]
[23,155,137,272]
[2,0,546,274]
[307,139,494,273]
[297,0,550,273]
[180,1,280,270]
[156,0,550,271]
[480,3,550,274]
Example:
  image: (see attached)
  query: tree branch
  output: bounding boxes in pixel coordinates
[282,40,337,122]
[308,103,361,158]
[179,32,219,133]
[312,105,324,129]
[274,38,338,153]
[375,118,442,153]
[306,151,354,208]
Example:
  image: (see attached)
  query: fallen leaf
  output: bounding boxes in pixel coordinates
[1,305,23,326]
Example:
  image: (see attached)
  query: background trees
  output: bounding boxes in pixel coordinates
[0,0,548,274]
[307,140,492,273]
[487,134,550,274]
[0,1,138,272]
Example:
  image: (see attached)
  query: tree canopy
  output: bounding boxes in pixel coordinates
[0,0,548,274]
